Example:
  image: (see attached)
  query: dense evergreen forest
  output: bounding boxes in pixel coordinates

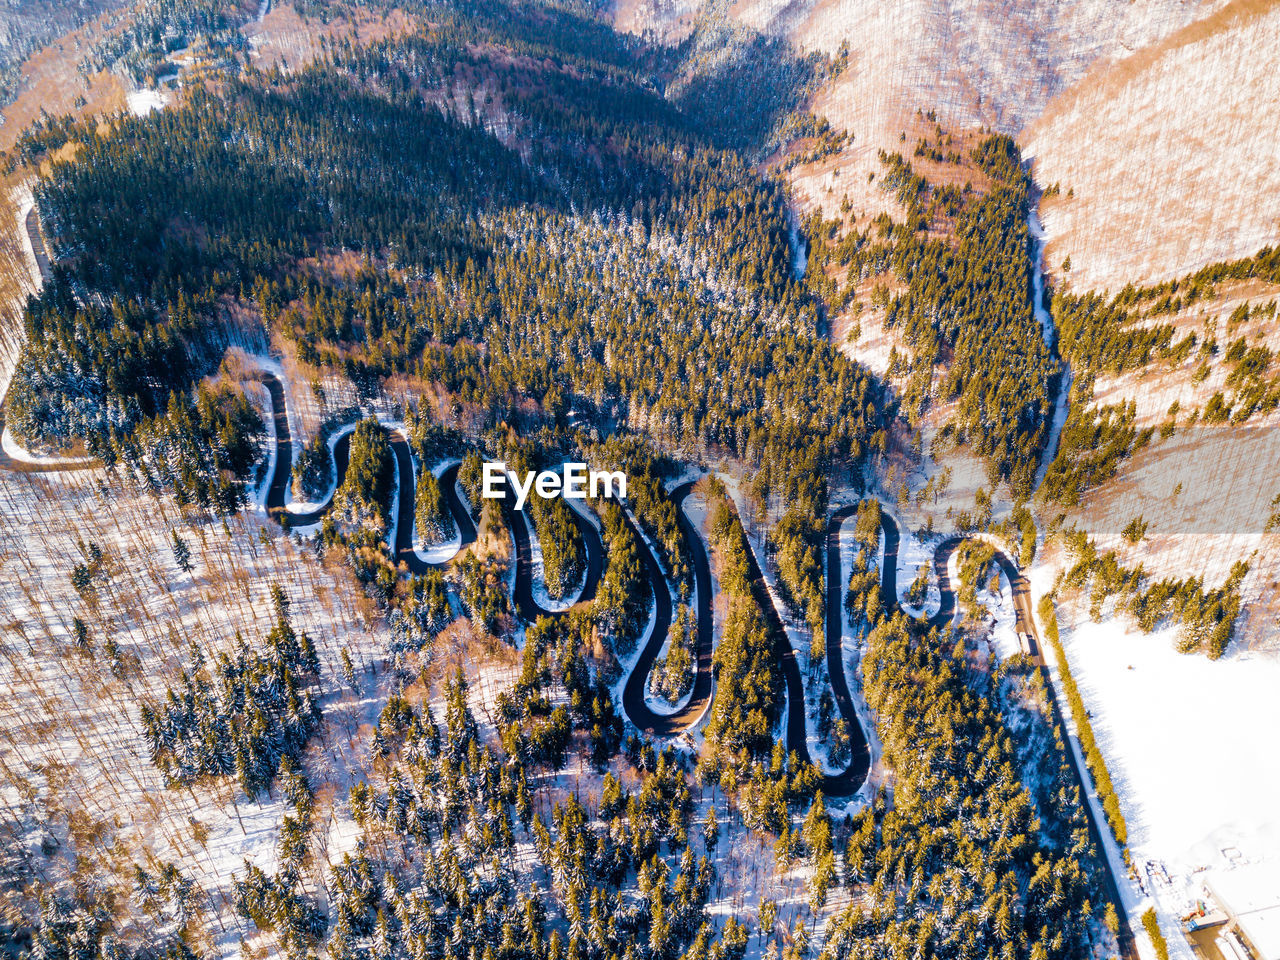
[0,1,1131,958]
[140,587,322,796]
[802,132,1057,498]
[83,0,248,83]
[699,480,785,773]
[7,0,876,641]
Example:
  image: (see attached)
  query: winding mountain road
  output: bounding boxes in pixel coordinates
[820,507,874,794]
[0,418,99,473]
[2,199,1126,940]
[621,482,714,736]
[2,359,1135,956]
[507,494,604,619]
[260,372,475,573]
[876,510,1132,957]
[0,197,1140,959]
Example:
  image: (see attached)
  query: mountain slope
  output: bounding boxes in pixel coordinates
[1026,0,1280,293]
[616,0,1226,225]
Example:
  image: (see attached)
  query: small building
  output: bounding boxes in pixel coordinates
[1206,862,1280,960]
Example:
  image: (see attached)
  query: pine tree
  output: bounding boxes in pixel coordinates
[171,529,194,574]
[71,617,92,655]
[415,469,456,547]
[702,805,719,853]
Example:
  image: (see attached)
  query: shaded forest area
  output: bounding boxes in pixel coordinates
[0,2,1127,959]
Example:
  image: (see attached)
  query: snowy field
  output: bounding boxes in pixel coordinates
[1045,594,1280,955]
[0,464,398,958]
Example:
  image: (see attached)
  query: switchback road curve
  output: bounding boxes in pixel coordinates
[266,370,603,610]
[874,509,1134,959]
[507,493,604,620]
[714,500,874,798]
[621,482,715,736]
[0,204,1137,956]
[260,372,475,574]
[1,367,1133,956]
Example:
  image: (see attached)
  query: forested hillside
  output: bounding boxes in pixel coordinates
[0,2,1135,959]
[9,1,876,513]
[801,130,1057,497]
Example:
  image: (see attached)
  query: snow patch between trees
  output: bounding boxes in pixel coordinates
[127,88,169,117]
[1,427,93,465]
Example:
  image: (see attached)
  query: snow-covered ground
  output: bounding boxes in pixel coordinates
[892,516,942,621]
[662,463,706,494]
[1039,588,1280,957]
[126,88,168,116]
[643,665,695,714]
[14,189,44,292]
[973,569,1023,660]
[836,305,896,379]
[0,463,395,959]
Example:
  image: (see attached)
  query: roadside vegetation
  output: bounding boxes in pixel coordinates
[1038,595,1130,857]
[0,0,1139,956]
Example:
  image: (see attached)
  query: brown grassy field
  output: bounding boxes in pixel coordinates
[246,3,414,72]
